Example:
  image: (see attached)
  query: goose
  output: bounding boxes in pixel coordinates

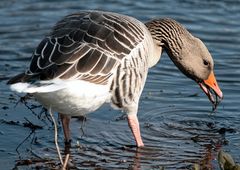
[8,10,223,147]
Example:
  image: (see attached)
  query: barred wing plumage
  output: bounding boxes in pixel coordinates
[25,11,145,85]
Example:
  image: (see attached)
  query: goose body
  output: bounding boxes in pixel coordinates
[10,11,160,117]
[8,10,223,147]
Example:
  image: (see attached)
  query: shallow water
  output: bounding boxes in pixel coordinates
[0,0,240,169]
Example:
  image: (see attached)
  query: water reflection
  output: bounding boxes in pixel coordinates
[56,135,225,169]
[8,103,234,169]
[69,107,230,169]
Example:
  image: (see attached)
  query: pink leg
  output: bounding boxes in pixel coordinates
[127,114,144,147]
[60,114,71,144]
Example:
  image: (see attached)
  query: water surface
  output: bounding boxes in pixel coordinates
[0,0,240,169]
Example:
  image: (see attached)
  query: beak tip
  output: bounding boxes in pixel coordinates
[216,88,223,100]
[219,91,223,100]
[203,71,223,100]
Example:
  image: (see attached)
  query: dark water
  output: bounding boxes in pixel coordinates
[0,0,240,169]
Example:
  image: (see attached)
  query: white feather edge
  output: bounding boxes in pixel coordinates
[10,79,66,93]
[9,79,109,95]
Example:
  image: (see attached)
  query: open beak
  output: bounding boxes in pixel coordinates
[198,71,223,111]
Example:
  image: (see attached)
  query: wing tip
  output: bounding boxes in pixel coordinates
[7,73,27,85]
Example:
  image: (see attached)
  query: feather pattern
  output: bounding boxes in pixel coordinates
[8,10,160,114]
[25,11,145,85]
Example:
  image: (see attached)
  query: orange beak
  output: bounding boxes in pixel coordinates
[204,71,223,99]
[198,71,223,110]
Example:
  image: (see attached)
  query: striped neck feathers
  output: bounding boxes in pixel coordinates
[145,18,215,83]
[145,18,193,60]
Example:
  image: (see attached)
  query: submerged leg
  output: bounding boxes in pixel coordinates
[60,114,71,145]
[127,114,144,147]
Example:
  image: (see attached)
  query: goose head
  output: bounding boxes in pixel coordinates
[169,35,223,110]
[146,18,223,109]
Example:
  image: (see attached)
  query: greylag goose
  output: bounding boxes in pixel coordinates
[8,10,223,147]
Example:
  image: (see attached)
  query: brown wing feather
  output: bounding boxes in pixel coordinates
[8,11,145,85]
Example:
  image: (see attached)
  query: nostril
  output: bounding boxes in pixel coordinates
[214,83,216,86]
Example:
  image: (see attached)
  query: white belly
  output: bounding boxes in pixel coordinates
[11,79,111,116]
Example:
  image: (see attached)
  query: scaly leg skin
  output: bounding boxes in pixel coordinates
[60,114,71,146]
[127,114,144,147]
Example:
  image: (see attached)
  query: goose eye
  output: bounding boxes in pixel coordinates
[203,59,209,66]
